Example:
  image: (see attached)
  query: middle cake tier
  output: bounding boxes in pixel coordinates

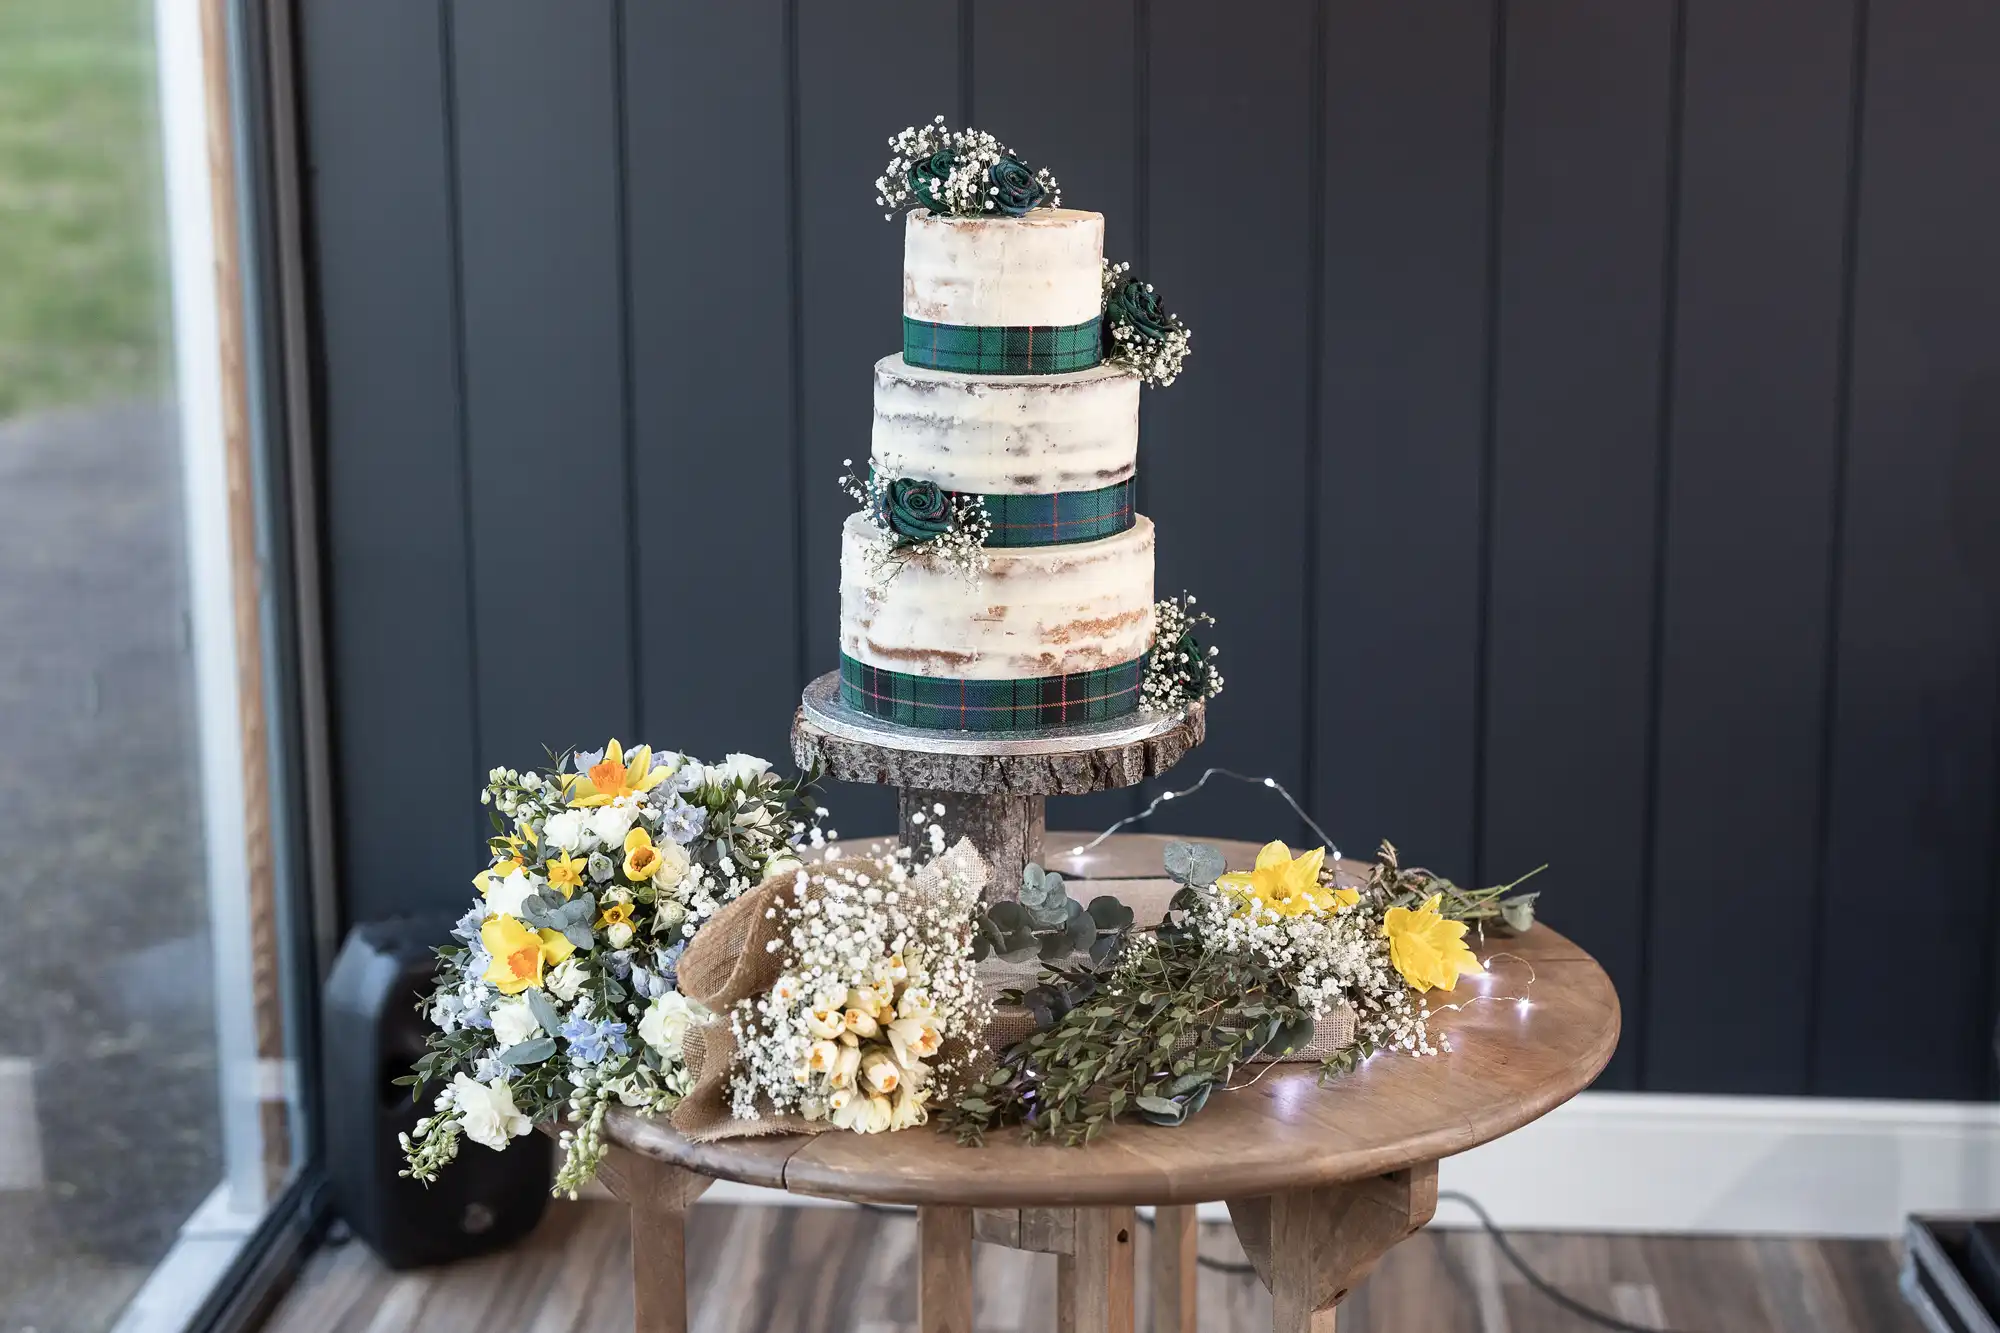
[872,354,1139,497]
[839,511,1155,684]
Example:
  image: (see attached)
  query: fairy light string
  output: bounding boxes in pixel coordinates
[1066,766,1343,860]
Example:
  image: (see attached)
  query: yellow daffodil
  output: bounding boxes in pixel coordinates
[1382,893,1481,993]
[1216,841,1339,919]
[562,739,670,807]
[597,901,635,932]
[479,914,574,995]
[622,827,662,881]
[545,850,586,899]
[1332,886,1360,911]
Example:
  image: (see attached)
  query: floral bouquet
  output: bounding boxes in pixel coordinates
[667,821,993,1141]
[945,839,1541,1145]
[399,740,825,1194]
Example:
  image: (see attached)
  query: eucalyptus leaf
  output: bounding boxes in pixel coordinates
[1086,896,1134,931]
[498,1036,557,1067]
[1038,931,1071,962]
[970,934,993,962]
[1061,909,1097,954]
[986,901,1029,933]
[525,989,562,1037]
[999,942,1041,964]
[1088,933,1120,966]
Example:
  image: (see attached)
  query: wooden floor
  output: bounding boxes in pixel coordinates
[261,1201,1924,1333]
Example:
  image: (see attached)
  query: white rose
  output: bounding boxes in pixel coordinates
[541,810,587,852]
[546,957,588,1003]
[651,840,691,891]
[606,921,634,949]
[483,865,541,919]
[762,855,802,885]
[723,753,771,784]
[448,1074,531,1152]
[489,996,541,1048]
[587,804,638,846]
[637,991,705,1059]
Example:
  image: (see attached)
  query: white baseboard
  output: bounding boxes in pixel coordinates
[689,1092,2000,1238]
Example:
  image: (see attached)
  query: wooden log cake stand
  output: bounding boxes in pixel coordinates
[593,835,1622,1333]
[792,671,1206,898]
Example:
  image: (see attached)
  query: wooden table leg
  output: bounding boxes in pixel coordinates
[920,1205,976,1333]
[1225,1162,1438,1333]
[593,1143,714,1333]
[1151,1205,1198,1333]
[1059,1205,1136,1333]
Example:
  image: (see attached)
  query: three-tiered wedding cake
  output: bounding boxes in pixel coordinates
[838,183,1169,732]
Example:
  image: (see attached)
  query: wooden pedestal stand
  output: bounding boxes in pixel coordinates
[790,671,1206,898]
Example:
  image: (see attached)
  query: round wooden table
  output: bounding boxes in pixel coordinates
[592,835,1620,1333]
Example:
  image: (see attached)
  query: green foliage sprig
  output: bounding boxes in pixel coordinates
[1367,840,1545,934]
[945,844,1318,1146]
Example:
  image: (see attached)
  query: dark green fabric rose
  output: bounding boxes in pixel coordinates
[1170,630,1215,697]
[988,156,1047,217]
[882,478,954,539]
[1107,278,1173,342]
[906,149,959,213]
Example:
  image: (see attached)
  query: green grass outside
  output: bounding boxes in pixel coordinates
[0,0,172,420]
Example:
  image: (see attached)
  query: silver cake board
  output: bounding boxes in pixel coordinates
[791,671,1204,898]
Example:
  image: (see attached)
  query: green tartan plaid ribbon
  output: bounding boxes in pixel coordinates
[840,653,1145,731]
[875,473,1136,548]
[981,478,1135,546]
[903,315,1103,375]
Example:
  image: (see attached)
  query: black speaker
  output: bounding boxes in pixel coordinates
[322,916,551,1268]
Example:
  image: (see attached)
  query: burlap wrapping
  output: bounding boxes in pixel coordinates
[668,840,989,1142]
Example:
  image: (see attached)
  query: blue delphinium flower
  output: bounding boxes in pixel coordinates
[655,798,707,845]
[452,903,486,943]
[561,1016,629,1064]
[657,941,687,990]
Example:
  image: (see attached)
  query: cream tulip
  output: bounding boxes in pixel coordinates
[860,1050,901,1096]
[831,1042,862,1090]
[864,1095,893,1134]
[844,1008,881,1039]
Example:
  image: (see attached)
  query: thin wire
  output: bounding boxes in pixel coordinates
[1437,1191,1700,1333]
[1066,768,1342,861]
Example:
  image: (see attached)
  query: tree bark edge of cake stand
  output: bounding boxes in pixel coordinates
[790,702,1205,797]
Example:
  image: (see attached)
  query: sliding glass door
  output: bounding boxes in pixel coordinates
[0,0,320,1327]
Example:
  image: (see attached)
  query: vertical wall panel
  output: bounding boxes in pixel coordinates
[451,0,635,768]
[1644,0,1857,1092]
[1481,0,1680,1088]
[623,1,800,767]
[301,0,480,920]
[1141,0,1318,842]
[1313,0,1496,880]
[796,1,960,839]
[971,0,1143,839]
[1817,0,2000,1098]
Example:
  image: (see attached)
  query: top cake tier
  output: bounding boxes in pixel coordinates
[903,208,1104,330]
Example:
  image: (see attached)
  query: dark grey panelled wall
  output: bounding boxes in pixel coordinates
[299,0,2000,1100]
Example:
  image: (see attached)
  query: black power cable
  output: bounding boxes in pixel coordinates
[1437,1191,1697,1333]
[859,1193,1704,1332]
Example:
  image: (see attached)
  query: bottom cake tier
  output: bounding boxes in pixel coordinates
[838,511,1156,731]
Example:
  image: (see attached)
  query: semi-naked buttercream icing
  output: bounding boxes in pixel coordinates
[903,208,1104,328]
[871,355,1138,495]
[840,513,1155,681]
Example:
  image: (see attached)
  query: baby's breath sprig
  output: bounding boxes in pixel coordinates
[839,459,992,586]
[1141,593,1223,713]
[875,115,1061,220]
[1101,260,1193,388]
